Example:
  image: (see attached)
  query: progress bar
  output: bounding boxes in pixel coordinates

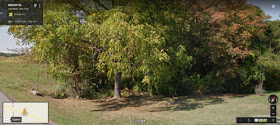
[236,117,276,123]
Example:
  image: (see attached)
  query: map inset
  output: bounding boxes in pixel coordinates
[3,102,48,124]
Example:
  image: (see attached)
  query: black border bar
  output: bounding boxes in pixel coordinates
[236,117,276,123]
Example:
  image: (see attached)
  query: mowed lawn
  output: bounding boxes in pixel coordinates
[0,57,278,125]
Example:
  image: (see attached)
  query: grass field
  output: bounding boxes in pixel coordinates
[0,57,279,125]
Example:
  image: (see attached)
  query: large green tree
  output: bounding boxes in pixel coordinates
[84,1,192,98]
[8,1,99,97]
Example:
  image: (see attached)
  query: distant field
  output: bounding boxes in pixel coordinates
[0,57,279,125]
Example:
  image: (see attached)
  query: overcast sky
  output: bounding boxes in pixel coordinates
[247,0,280,20]
[1,0,280,53]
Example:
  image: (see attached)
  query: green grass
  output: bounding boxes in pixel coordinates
[0,57,279,125]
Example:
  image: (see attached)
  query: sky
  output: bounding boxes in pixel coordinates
[0,26,19,53]
[0,0,280,53]
[247,0,280,20]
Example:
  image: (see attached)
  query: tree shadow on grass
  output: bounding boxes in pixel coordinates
[149,96,224,112]
[91,96,157,111]
[90,95,229,112]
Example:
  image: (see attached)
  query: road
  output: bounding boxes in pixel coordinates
[0,90,54,125]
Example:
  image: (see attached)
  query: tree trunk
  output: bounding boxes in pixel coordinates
[72,69,82,98]
[73,72,82,98]
[114,72,122,99]
[147,83,150,96]
[255,66,265,95]
[71,51,82,98]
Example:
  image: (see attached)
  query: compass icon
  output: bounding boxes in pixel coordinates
[268,95,278,104]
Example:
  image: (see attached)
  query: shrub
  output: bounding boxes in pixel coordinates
[79,81,101,99]
[197,72,224,94]
[52,85,68,99]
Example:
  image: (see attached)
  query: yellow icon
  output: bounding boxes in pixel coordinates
[23,108,27,115]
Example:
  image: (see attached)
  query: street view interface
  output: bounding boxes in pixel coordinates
[0,0,280,125]
[0,1,43,25]
[3,102,48,124]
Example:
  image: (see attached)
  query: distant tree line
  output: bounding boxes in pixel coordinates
[7,0,280,98]
[0,52,23,57]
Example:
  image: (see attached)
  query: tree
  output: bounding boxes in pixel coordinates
[185,0,269,93]
[8,1,92,97]
[8,0,277,98]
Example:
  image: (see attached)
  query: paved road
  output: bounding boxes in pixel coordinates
[0,90,54,125]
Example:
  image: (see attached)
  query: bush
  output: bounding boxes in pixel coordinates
[79,81,101,99]
[52,85,68,99]
[263,69,280,91]
[223,78,255,94]
[153,75,196,97]
[102,89,114,98]
[197,72,224,94]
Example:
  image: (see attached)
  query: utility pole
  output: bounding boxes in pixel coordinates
[37,73,40,91]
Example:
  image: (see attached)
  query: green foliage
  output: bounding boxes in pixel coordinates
[264,69,280,91]
[258,51,280,91]
[265,21,280,54]
[196,72,224,94]
[79,81,101,99]
[52,85,68,99]
[85,2,193,97]
[6,0,280,98]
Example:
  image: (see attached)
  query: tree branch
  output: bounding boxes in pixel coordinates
[65,0,92,15]
[94,0,109,10]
